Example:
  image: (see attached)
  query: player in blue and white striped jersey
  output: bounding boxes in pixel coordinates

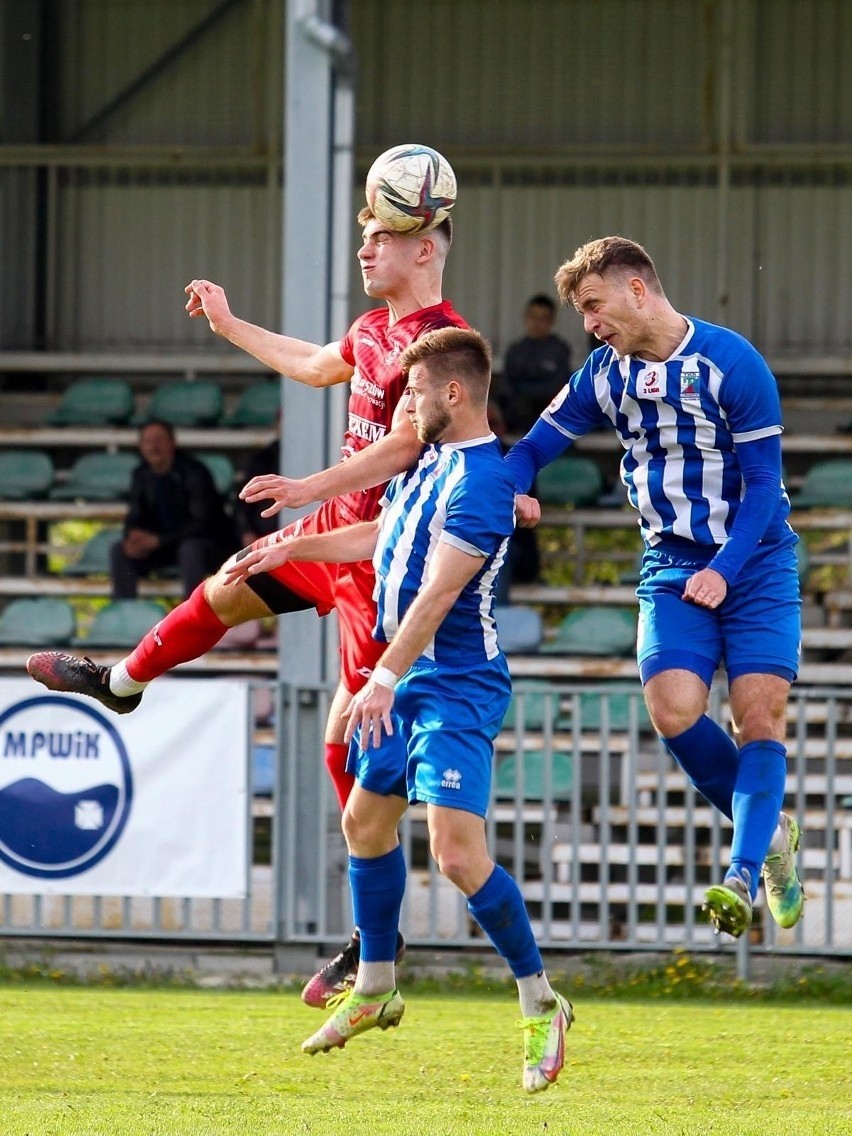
[225,326,573,1093]
[505,236,804,939]
[371,432,510,667]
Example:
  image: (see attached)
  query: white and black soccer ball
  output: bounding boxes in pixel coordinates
[365,144,457,234]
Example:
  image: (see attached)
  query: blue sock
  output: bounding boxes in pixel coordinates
[729,740,788,899]
[349,846,406,962]
[467,865,542,979]
[662,715,739,819]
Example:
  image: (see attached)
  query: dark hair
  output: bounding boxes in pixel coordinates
[527,293,556,313]
[554,236,662,306]
[399,326,491,401]
[139,419,175,440]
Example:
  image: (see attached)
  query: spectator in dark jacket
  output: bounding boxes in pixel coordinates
[503,294,574,432]
[110,420,238,599]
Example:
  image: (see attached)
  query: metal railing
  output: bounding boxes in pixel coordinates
[2,681,850,963]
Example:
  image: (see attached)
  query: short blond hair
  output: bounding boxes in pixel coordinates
[357,206,453,249]
[555,236,662,306]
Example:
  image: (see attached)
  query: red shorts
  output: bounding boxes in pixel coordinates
[250,497,385,694]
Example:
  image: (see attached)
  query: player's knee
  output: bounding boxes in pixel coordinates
[651,704,701,738]
[735,707,787,746]
[429,836,478,892]
[433,851,469,890]
[643,677,707,738]
[340,805,363,849]
[341,803,393,857]
[644,692,702,738]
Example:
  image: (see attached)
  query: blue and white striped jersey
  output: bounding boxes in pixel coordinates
[373,435,515,664]
[542,316,793,547]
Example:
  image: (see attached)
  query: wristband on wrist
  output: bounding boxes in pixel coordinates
[371,665,399,690]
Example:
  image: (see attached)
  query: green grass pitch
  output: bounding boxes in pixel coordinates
[1,985,849,1135]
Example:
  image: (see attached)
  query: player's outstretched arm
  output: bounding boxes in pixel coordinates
[184,278,353,388]
[239,410,424,515]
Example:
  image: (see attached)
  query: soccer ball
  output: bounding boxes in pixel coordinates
[365,144,457,235]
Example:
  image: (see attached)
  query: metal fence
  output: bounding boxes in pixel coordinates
[2,680,850,963]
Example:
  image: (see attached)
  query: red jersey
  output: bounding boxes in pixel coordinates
[336,300,468,521]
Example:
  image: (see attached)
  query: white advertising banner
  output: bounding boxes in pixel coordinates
[0,677,249,897]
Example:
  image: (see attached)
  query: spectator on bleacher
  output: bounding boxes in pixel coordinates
[506,235,805,941]
[503,294,573,433]
[233,436,281,546]
[111,420,238,600]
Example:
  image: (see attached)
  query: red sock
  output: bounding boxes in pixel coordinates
[325,742,354,811]
[125,584,229,683]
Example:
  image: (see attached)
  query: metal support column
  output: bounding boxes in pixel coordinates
[274,0,353,971]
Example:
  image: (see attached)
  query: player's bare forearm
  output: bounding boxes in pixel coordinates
[239,422,422,516]
[284,521,379,564]
[223,521,380,586]
[344,575,464,748]
[218,321,348,388]
[220,319,325,383]
[306,419,423,502]
[184,279,351,387]
[342,543,484,748]
[378,543,483,679]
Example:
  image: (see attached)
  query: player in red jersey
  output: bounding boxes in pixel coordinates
[26,206,467,1003]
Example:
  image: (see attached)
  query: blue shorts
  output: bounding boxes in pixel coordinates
[348,655,512,819]
[636,539,801,687]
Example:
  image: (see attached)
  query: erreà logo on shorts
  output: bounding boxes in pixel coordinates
[441,768,462,790]
[0,696,133,879]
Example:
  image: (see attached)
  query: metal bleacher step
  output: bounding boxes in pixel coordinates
[632,769,852,804]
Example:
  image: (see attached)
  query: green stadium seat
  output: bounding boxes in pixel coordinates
[0,597,76,646]
[0,450,55,499]
[61,528,123,576]
[193,451,236,497]
[49,452,137,501]
[48,378,135,426]
[493,749,574,801]
[494,605,543,653]
[501,680,564,731]
[619,547,644,585]
[74,599,168,648]
[793,460,852,508]
[224,381,280,428]
[136,380,223,427]
[535,456,603,506]
[540,605,637,656]
[560,685,652,731]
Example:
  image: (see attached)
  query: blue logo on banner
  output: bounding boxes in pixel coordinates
[0,696,133,878]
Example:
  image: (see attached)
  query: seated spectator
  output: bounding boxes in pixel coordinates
[488,401,541,604]
[232,435,281,546]
[111,420,239,600]
[503,293,573,432]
